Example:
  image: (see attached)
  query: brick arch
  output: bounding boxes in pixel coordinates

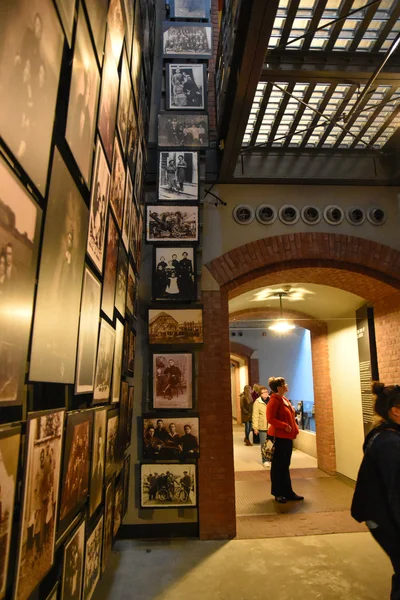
[230,341,259,384]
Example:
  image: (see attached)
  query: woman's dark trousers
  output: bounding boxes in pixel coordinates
[270,437,294,498]
[371,527,400,599]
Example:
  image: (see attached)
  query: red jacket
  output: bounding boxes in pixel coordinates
[267,393,299,440]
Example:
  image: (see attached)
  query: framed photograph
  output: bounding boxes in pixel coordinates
[162,22,212,59]
[89,408,107,517]
[134,140,143,204]
[105,413,119,480]
[122,455,130,518]
[111,318,124,403]
[113,477,124,538]
[101,213,119,319]
[128,329,135,375]
[140,463,197,508]
[126,263,136,315]
[125,93,138,177]
[29,149,88,384]
[85,0,108,62]
[146,205,199,243]
[0,0,64,192]
[148,308,203,346]
[117,49,130,150]
[75,267,101,395]
[0,425,21,600]
[142,416,199,460]
[93,319,116,403]
[115,243,128,318]
[119,381,129,448]
[61,519,85,600]
[107,0,125,63]
[167,64,206,111]
[87,138,110,274]
[14,409,65,600]
[83,515,103,600]
[109,137,126,231]
[129,196,139,262]
[46,582,59,600]
[122,0,134,53]
[152,352,193,409]
[122,170,132,252]
[130,6,142,105]
[65,3,100,187]
[54,0,75,45]
[170,0,210,18]
[158,151,198,202]
[97,40,119,165]
[153,247,196,302]
[125,386,134,449]
[0,156,42,406]
[158,114,209,148]
[101,477,115,573]
[122,319,129,375]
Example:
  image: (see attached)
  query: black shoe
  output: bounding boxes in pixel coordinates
[288,493,304,501]
[275,496,287,504]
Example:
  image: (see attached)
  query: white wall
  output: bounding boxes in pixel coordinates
[328,318,364,480]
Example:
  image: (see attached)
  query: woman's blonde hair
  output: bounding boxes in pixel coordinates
[252,383,262,395]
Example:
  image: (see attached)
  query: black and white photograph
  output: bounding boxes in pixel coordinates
[122,170,132,252]
[167,64,206,110]
[158,114,209,148]
[141,463,196,508]
[59,411,92,532]
[0,425,21,600]
[65,4,100,186]
[153,247,196,302]
[87,139,110,274]
[105,414,119,480]
[169,0,211,19]
[117,49,130,150]
[101,213,119,319]
[107,0,125,63]
[75,267,101,395]
[152,352,193,409]
[115,243,128,318]
[89,408,107,517]
[101,478,114,573]
[0,0,64,192]
[126,263,136,315]
[111,318,124,403]
[0,156,42,406]
[93,319,116,403]
[142,417,199,459]
[110,137,126,231]
[146,206,199,243]
[129,200,138,263]
[113,478,123,537]
[54,0,75,45]
[125,94,138,177]
[158,152,198,202]
[14,409,65,600]
[85,0,108,62]
[29,149,88,384]
[123,455,130,517]
[61,519,85,600]
[130,9,142,104]
[98,40,119,165]
[148,308,203,345]
[83,515,103,600]
[162,22,212,59]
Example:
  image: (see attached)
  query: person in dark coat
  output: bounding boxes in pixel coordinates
[352,381,400,600]
[180,425,199,456]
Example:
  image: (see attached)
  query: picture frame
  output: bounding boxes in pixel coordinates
[109,136,126,231]
[107,0,125,63]
[140,463,197,508]
[126,386,134,449]
[117,48,130,150]
[61,519,85,600]
[111,318,124,403]
[119,380,129,448]
[128,328,136,375]
[122,170,133,253]
[158,114,209,148]
[166,64,207,111]
[97,38,119,165]
[158,151,199,202]
[152,247,196,302]
[146,205,199,243]
[101,477,115,573]
[125,93,139,178]
[148,307,203,346]
[169,0,211,19]
[93,319,116,403]
[89,408,107,517]
[126,263,137,315]
[113,476,124,538]
[105,412,119,480]
[162,22,212,59]
[54,0,76,45]
[142,415,199,460]
[101,213,119,319]
[86,138,110,274]
[114,243,128,318]
[46,582,59,600]
[84,0,108,63]
[151,352,194,410]
[122,454,131,518]
[83,515,103,600]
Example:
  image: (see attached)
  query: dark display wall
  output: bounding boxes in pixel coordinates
[0,0,154,598]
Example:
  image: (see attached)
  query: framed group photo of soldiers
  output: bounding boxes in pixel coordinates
[162,22,212,59]
[169,0,211,19]
[158,151,199,202]
[148,308,203,346]
[166,64,206,111]
[142,416,199,460]
[153,247,196,302]
[140,463,197,508]
[146,205,199,243]
[151,352,194,410]
[158,114,209,148]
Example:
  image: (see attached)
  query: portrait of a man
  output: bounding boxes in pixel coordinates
[152,353,193,409]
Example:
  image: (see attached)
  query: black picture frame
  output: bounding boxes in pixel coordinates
[158,113,209,148]
[111,318,124,403]
[54,0,76,46]
[107,0,125,64]
[113,476,124,538]
[162,22,212,59]
[158,151,199,202]
[122,454,130,518]
[151,351,194,410]
[169,0,211,20]
[97,37,119,165]
[89,407,107,517]
[82,514,103,600]
[60,518,85,600]
[105,410,119,481]
[140,462,197,508]
[101,213,119,320]
[152,246,196,303]
[142,415,199,460]
[125,386,134,449]
[109,136,126,232]
[166,64,207,111]
[148,307,203,346]
[114,242,128,319]
[46,582,59,600]
[84,0,108,64]
[117,47,130,151]
[145,205,199,243]
[101,477,115,573]
[93,319,116,404]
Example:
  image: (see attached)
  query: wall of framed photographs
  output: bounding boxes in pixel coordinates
[0,0,155,597]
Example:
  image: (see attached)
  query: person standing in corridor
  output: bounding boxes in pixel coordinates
[240,385,253,446]
[252,386,270,468]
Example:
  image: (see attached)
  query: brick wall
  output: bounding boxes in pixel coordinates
[374,291,400,383]
[230,340,260,384]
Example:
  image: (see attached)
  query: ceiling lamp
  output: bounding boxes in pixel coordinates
[268,293,295,333]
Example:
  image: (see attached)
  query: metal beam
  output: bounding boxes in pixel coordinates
[348,2,379,52]
[261,67,400,85]
[279,0,301,49]
[301,83,336,147]
[283,82,316,147]
[368,102,400,148]
[266,82,295,147]
[301,0,328,52]
[333,84,378,148]
[325,0,353,51]
[249,82,273,147]
[350,87,398,149]
[373,3,400,52]
[317,84,358,147]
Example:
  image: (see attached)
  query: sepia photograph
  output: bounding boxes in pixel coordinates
[0,156,42,406]
[110,137,126,231]
[125,93,138,177]
[162,22,212,59]
[59,411,92,532]
[158,152,198,202]
[85,0,108,62]
[86,138,110,274]
[14,409,65,600]
[167,64,206,110]
[158,114,209,148]
[129,200,138,263]
[111,318,124,403]
[107,0,125,63]
[0,425,21,600]
[93,319,115,403]
[169,0,211,19]
[29,148,88,384]
[126,386,134,449]
[152,352,193,409]
[148,308,203,345]
[119,381,129,448]
[75,267,101,395]
[146,206,199,243]
[101,477,114,573]
[130,8,142,105]
[123,455,130,518]
[115,243,128,318]
[122,0,134,51]
[128,329,135,375]
[141,463,196,508]
[105,414,119,480]
[142,417,199,460]
[122,171,132,252]
[54,0,75,45]
[61,519,85,600]
[153,247,196,302]
[113,478,123,538]
[134,141,143,205]
[98,40,119,165]
[83,515,103,600]
[65,4,100,186]
[126,263,136,315]
[0,0,64,192]
[89,408,107,517]
[101,213,119,319]
[117,50,130,150]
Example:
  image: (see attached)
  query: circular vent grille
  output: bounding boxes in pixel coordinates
[232,205,255,225]
[346,206,366,226]
[367,207,386,226]
[256,204,277,225]
[324,205,344,225]
[278,204,300,225]
[301,206,321,225]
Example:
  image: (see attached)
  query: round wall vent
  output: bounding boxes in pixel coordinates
[278,204,300,225]
[346,206,366,226]
[256,204,277,225]
[324,205,344,225]
[301,206,321,225]
[233,204,255,225]
[367,207,386,226]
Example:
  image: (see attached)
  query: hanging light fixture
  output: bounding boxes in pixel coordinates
[269,293,295,333]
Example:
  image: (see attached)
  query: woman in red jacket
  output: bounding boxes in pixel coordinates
[267,376,304,504]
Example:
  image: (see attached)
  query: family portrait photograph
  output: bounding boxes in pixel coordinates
[163,23,212,59]
[146,206,199,242]
[148,308,203,345]
[167,64,206,110]
[0,157,42,406]
[105,414,119,480]
[158,151,198,201]
[89,408,107,516]
[0,0,64,192]
[152,352,193,409]
[142,417,199,460]
[169,0,211,19]
[110,136,126,231]
[158,114,209,148]
[97,40,119,165]
[87,139,110,274]
[84,0,108,61]
[102,478,114,573]
[153,247,196,302]
[111,318,124,403]
[93,319,116,403]
[83,515,103,600]
[141,463,196,508]
[61,519,85,600]
[101,214,119,319]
